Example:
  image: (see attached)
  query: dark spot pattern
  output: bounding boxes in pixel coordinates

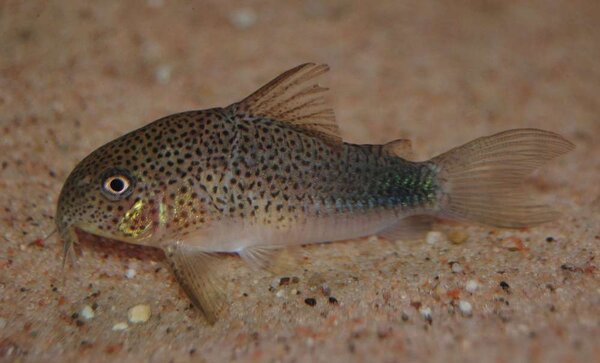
[57,106,439,245]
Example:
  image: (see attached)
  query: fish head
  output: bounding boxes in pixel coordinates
[56,134,163,255]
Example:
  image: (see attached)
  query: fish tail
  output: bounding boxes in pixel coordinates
[430,128,574,228]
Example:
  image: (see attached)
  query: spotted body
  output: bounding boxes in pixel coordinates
[56,63,574,322]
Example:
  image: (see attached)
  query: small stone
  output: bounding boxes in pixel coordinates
[304,298,317,307]
[426,231,443,245]
[270,277,280,289]
[125,268,136,279]
[321,283,331,296]
[275,289,286,298]
[419,307,432,323]
[128,304,151,324]
[306,337,315,347]
[80,305,95,320]
[328,297,338,305]
[279,277,291,286]
[500,281,510,291]
[401,312,409,321]
[458,300,473,317]
[112,322,128,331]
[450,262,463,273]
[291,289,299,295]
[155,65,172,84]
[448,230,468,244]
[465,280,479,293]
[229,8,257,29]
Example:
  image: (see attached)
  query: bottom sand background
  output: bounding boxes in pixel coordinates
[0,1,599,362]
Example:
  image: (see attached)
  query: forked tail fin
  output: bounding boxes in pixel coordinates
[431,128,574,228]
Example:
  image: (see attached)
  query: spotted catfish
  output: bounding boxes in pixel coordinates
[56,63,574,322]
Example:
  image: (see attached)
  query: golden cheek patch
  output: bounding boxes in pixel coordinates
[118,199,153,239]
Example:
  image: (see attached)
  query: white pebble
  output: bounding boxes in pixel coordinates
[451,262,463,273]
[112,322,128,331]
[128,304,151,324]
[80,305,95,320]
[291,289,298,295]
[419,307,432,322]
[465,279,479,293]
[125,268,136,279]
[275,289,286,298]
[426,231,443,245]
[306,337,315,347]
[458,300,473,317]
[155,65,172,84]
[270,277,280,289]
[229,8,257,29]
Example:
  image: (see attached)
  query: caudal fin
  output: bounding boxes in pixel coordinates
[431,128,574,228]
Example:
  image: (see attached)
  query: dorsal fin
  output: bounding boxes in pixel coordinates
[383,139,414,159]
[227,63,341,143]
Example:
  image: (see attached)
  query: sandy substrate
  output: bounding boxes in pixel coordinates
[0,1,598,362]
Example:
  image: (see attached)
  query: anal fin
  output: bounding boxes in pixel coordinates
[164,243,227,324]
[377,215,436,241]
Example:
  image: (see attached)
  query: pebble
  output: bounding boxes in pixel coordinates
[419,307,432,323]
[450,262,463,273]
[465,279,479,293]
[275,289,286,298]
[125,268,136,279]
[128,304,151,324]
[448,230,468,244]
[270,277,281,289]
[80,305,95,320]
[304,298,317,307]
[112,322,128,331]
[458,300,473,317]
[426,231,443,245]
[229,8,257,29]
[155,65,172,84]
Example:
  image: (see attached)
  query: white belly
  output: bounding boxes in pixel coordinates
[177,209,403,253]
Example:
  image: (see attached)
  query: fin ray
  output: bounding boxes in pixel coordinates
[228,63,340,143]
[164,243,226,324]
[239,245,304,274]
[432,128,574,228]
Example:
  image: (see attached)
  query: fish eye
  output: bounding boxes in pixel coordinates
[100,168,135,200]
[104,176,129,194]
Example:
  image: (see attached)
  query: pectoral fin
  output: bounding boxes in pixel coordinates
[239,245,305,275]
[164,243,227,324]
